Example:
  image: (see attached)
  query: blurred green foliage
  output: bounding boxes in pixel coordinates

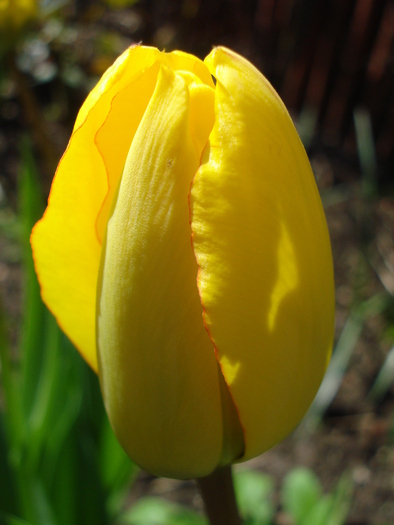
[0,140,138,525]
[281,468,352,525]
[118,468,352,525]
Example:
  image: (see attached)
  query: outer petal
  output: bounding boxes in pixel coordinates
[97,66,223,478]
[191,47,335,461]
[30,46,213,372]
[30,46,160,370]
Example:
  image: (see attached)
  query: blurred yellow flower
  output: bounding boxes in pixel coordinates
[0,0,37,38]
[31,45,335,479]
[104,0,140,7]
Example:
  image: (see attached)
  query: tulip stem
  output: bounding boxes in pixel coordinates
[197,465,242,525]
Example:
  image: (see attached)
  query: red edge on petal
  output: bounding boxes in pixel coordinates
[30,134,72,287]
[188,162,247,460]
[29,83,113,373]
[31,218,98,374]
[31,44,137,251]
[93,92,119,246]
[30,44,149,374]
[31,222,98,374]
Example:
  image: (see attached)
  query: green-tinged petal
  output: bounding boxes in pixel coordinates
[191,47,334,461]
[95,49,214,243]
[31,46,161,371]
[97,66,223,479]
[95,60,161,242]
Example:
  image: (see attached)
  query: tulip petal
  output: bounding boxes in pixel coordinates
[165,50,215,88]
[97,66,223,478]
[30,45,213,372]
[31,46,161,371]
[95,50,214,243]
[191,47,335,461]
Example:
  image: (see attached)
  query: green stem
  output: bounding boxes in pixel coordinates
[197,466,242,525]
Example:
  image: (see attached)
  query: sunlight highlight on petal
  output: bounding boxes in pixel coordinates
[191,47,334,461]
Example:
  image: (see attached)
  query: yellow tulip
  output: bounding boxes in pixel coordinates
[31,45,334,479]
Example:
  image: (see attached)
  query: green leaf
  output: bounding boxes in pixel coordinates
[307,293,390,429]
[99,414,139,518]
[303,496,333,525]
[0,294,25,452]
[0,415,18,515]
[121,497,206,525]
[0,514,33,525]
[328,473,353,525]
[353,109,378,199]
[233,470,274,524]
[30,480,59,525]
[13,140,111,525]
[18,138,47,421]
[368,344,394,402]
[99,413,137,491]
[281,468,322,525]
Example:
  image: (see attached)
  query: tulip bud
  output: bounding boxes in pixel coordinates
[31,45,335,479]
